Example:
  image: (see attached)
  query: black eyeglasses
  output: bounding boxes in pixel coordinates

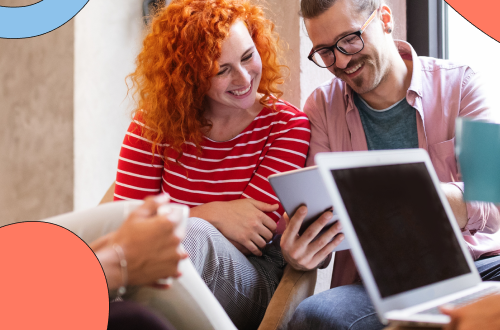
[308,9,378,69]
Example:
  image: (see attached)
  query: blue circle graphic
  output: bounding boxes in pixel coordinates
[0,0,89,39]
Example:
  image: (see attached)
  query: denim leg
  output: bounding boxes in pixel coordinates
[288,256,500,330]
[475,255,500,281]
[287,284,384,330]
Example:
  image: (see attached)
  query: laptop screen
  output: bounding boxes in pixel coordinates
[331,162,471,298]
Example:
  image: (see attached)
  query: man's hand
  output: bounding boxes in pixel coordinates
[440,183,468,229]
[190,199,278,256]
[441,294,500,330]
[281,205,344,271]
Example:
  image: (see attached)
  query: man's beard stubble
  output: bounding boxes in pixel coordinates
[333,52,388,95]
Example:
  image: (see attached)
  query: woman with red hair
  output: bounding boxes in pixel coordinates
[113,0,310,328]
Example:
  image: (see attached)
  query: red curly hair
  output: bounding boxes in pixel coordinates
[128,0,287,160]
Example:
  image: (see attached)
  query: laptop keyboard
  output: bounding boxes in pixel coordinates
[416,287,500,316]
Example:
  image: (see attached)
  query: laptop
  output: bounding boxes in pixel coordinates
[315,149,500,326]
[268,166,349,251]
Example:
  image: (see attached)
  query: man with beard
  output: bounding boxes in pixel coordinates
[278,0,500,329]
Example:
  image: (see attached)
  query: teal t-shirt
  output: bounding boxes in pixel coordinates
[354,93,419,150]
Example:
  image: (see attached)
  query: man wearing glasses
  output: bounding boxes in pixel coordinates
[279,0,500,329]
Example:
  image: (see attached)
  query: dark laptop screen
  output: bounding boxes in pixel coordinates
[331,162,471,298]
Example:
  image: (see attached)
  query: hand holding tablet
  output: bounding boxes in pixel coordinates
[268,166,349,252]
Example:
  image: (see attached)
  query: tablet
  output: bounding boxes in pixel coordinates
[268,166,349,251]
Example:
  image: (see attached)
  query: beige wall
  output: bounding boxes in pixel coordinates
[387,0,406,41]
[264,0,302,108]
[0,5,74,225]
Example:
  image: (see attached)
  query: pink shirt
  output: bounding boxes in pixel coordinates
[305,41,500,261]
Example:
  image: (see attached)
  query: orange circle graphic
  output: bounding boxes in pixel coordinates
[0,222,109,329]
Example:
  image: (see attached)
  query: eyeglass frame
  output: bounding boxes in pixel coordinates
[307,8,379,69]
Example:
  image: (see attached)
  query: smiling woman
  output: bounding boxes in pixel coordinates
[203,21,264,142]
[112,0,310,329]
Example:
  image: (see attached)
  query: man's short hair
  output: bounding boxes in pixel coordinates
[300,0,381,19]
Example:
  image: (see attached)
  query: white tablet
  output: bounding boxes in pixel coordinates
[268,166,349,251]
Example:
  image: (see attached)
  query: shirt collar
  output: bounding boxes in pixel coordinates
[343,40,422,113]
[395,40,423,98]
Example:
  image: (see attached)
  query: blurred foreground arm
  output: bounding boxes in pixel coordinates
[441,294,500,330]
[440,183,468,229]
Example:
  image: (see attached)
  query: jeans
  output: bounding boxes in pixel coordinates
[287,255,500,330]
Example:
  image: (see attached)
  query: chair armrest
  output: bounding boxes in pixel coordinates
[257,265,317,330]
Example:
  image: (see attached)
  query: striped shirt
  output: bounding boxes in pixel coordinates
[114,101,311,222]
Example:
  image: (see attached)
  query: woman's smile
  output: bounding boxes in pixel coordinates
[227,79,253,98]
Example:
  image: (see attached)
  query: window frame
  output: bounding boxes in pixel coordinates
[406,0,448,59]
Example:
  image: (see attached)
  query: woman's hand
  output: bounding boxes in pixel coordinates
[227,239,253,256]
[92,195,188,289]
[190,199,278,256]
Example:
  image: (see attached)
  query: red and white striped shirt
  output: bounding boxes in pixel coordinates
[114,100,311,222]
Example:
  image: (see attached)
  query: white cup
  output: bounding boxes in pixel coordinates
[156,203,190,286]
[158,203,189,237]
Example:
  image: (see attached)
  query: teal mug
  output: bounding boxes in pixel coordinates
[456,118,500,203]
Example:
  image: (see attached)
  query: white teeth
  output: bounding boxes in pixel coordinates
[345,63,362,74]
[230,84,251,96]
